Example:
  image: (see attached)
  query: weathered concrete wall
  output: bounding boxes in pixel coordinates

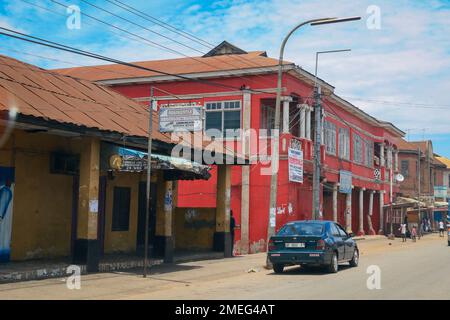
[3,130,82,260]
[174,207,215,251]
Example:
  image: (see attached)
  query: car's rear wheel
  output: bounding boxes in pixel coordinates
[273,264,284,274]
[349,248,359,267]
[327,252,338,273]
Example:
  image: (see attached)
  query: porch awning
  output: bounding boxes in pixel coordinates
[390,197,427,208]
[108,147,211,180]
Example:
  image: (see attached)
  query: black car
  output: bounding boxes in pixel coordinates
[267,220,359,273]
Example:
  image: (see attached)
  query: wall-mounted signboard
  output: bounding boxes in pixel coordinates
[159,104,202,132]
[339,170,352,194]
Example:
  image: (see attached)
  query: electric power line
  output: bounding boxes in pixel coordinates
[50,0,281,92]
[0,26,276,95]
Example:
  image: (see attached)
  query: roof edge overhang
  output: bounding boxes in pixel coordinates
[97,65,287,85]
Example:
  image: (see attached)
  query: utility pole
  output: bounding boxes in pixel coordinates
[418,147,421,235]
[143,86,154,278]
[313,85,322,219]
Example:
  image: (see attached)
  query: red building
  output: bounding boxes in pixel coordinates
[55,41,404,254]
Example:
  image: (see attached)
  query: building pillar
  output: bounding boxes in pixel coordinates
[358,188,365,236]
[73,137,100,272]
[332,184,338,222]
[155,171,175,262]
[162,180,174,263]
[367,190,376,235]
[240,90,251,254]
[378,190,385,235]
[282,98,290,134]
[305,107,311,140]
[380,143,385,167]
[394,149,399,172]
[299,105,306,138]
[345,190,352,233]
[213,164,232,257]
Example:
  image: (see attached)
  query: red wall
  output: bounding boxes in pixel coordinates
[107,70,402,251]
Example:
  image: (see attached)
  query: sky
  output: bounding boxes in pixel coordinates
[1,0,450,157]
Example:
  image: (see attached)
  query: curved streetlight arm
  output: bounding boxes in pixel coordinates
[274,18,335,120]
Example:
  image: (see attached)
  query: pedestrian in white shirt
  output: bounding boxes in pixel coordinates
[399,223,407,242]
[439,220,445,237]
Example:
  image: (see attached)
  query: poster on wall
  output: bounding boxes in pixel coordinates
[0,167,15,263]
[288,147,303,183]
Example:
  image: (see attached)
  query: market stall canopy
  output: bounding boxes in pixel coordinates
[390,197,427,208]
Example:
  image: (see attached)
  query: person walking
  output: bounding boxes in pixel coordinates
[399,222,407,242]
[230,210,236,256]
[439,220,445,237]
[411,225,417,242]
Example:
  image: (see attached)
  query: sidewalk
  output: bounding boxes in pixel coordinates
[0,251,224,284]
[0,255,163,284]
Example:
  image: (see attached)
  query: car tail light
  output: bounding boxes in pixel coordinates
[316,239,325,250]
[268,239,276,251]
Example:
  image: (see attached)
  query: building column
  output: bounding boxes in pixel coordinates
[378,190,385,235]
[345,190,352,233]
[240,90,251,254]
[332,184,338,222]
[358,188,365,236]
[367,190,376,235]
[299,105,306,138]
[305,107,311,140]
[73,137,100,272]
[213,164,232,257]
[380,143,385,167]
[162,180,174,263]
[282,98,292,134]
[394,149,399,172]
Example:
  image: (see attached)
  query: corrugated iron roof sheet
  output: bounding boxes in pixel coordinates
[0,55,242,161]
[0,54,171,143]
[52,51,286,82]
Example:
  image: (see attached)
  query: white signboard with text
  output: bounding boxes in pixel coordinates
[159,105,202,132]
[288,147,303,183]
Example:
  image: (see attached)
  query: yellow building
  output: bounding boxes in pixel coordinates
[0,55,234,272]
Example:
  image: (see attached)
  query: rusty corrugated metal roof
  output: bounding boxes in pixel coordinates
[0,55,243,161]
[0,54,171,144]
[52,51,286,82]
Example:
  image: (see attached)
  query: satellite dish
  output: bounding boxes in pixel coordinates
[396,173,405,182]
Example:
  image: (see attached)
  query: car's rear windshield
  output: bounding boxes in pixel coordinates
[277,223,324,236]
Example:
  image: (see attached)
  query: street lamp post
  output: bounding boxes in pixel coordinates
[267,17,361,258]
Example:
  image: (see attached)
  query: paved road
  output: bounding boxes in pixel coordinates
[0,234,448,299]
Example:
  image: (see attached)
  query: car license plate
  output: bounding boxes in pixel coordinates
[285,243,305,248]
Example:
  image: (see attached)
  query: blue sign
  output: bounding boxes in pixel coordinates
[0,167,15,263]
[339,170,352,194]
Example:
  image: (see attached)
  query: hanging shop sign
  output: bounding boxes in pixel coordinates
[339,170,352,194]
[159,105,202,132]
